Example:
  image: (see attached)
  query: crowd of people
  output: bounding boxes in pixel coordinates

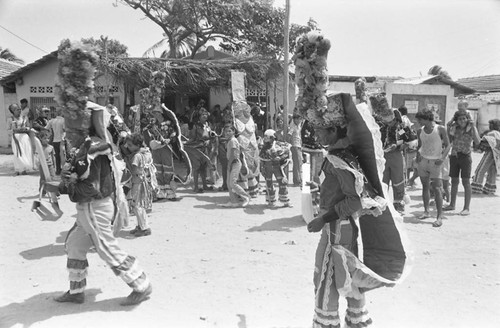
[6,89,500,324]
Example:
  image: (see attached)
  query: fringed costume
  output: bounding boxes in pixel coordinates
[472,129,500,194]
[51,40,151,305]
[294,32,409,328]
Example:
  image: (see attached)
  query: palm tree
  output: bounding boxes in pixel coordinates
[143,30,197,58]
[0,47,24,64]
[428,65,452,80]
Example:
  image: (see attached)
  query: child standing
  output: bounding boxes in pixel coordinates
[220,125,250,208]
[259,129,292,207]
[38,129,57,193]
[124,133,153,237]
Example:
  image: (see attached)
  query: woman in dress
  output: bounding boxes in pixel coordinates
[7,103,34,175]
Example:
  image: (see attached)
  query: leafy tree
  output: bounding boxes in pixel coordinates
[81,36,129,59]
[0,47,24,64]
[428,65,452,80]
[121,0,318,59]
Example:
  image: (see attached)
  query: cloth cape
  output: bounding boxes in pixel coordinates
[317,93,411,299]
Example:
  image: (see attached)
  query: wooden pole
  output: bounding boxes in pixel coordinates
[282,0,290,138]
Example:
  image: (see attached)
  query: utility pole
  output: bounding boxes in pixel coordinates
[282,0,290,137]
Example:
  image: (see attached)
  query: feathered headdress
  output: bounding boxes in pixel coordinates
[54,39,99,140]
[294,31,338,127]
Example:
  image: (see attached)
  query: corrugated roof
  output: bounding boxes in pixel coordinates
[0,58,24,79]
[0,50,57,85]
[394,75,438,85]
[457,75,500,92]
[394,75,475,95]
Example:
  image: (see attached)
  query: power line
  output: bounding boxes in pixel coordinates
[0,24,48,54]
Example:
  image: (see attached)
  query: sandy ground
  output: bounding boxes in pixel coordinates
[0,152,499,328]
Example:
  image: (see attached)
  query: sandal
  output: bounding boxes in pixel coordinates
[432,220,443,227]
[443,205,455,211]
[460,209,470,216]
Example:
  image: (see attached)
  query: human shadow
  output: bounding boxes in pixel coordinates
[246,214,306,232]
[0,288,134,328]
[20,231,68,260]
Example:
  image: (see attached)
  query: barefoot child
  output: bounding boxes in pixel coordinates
[124,133,153,237]
[220,125,250,207]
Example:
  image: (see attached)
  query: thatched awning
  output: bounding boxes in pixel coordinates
[105,56,284,94]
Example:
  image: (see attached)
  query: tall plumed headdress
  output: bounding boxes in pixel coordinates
[54,39,99,140]
[294,31,336,127]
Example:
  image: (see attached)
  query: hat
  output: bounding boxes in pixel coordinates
[264,129,276,138]
[42,106,50,112]
[369,93,394,122]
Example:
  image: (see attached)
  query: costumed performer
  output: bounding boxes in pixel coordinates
[145,104,191,200]
[233,101,260,197]
[306,92,409,328]
[259,129,292,208]
[184,107,217,193]
[371,93,416,214]
[45,40,152,306]
[472,118,500,195]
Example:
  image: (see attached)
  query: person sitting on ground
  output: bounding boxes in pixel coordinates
[443,110,480,215]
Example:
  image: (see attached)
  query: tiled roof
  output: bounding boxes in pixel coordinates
[0,51,57,85]
[457,75,500,92]
[0,58,24,79]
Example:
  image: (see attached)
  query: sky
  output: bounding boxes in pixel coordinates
[1,0,499,80]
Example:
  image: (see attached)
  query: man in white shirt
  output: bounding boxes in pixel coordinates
[46,107,65,175]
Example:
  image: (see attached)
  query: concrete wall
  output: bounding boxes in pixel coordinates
[386,83,457,124]
[0,89,19,147]
[0,58,126,148]
[477,102,500,134]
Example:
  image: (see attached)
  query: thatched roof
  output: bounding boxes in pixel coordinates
[106,56,284,94]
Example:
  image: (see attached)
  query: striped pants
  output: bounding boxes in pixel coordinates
[472,150,498,194]
[65,197,150,294]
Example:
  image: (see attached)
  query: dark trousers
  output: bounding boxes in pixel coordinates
[52,141,61,174]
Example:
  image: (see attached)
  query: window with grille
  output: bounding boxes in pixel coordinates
[29,85,55,94]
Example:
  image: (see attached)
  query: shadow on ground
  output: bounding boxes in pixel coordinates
[19,231,68,260]
[246,214,306,232]
[0,288,134,328]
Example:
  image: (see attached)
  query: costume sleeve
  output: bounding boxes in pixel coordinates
[322,167,362,222]
[59,156,109,202]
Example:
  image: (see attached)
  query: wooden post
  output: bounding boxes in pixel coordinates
[282,0,290,137]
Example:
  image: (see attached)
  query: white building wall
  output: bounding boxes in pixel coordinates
[385,83,457,123]
[1,89,19,147]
